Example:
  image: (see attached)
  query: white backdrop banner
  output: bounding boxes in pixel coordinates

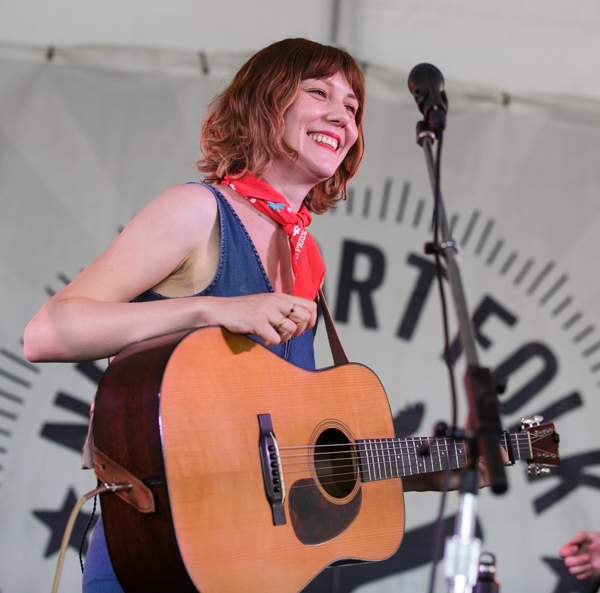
[1,47,600,593]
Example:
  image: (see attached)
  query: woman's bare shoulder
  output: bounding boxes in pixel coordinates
[121,182,218,249]
[47,183,221,303]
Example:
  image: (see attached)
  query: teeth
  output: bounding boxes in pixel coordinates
[308,133,338,150]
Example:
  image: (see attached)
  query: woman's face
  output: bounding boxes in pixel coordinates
[279,71,359,183]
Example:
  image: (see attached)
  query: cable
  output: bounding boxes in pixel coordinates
[50,482,130,593]
[79,494,98,573]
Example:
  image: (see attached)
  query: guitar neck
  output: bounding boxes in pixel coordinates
[356,432,531,482]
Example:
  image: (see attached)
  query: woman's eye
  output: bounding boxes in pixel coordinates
[310,89,326,97]
[345,104,357,115]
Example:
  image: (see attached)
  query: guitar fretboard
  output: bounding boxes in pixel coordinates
[356,433,532,482]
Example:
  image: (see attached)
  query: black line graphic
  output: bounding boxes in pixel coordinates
[379,179,392,220]
[514,259,534,285]
[362,188,371,218]
[346,188,354,215]
[574,326,595,343]
[500,252,517,275]
[0,388,23,404]
[0,349,39,373]
[449,213,458,237]
[541,275,569,305]
[0,408,17,421]
[0,368,31,388]
[475,219,494,255]
[583,341,600,358]
[563,312,582,329]
[528,262,555,295]
[54,392,91,418]
[412,199,425,227]
[552,296,573,316]
[396,181,410,223]
[460,210,479,247]
[486,238,504,265]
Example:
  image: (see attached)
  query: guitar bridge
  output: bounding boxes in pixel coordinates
[258,414,286,526]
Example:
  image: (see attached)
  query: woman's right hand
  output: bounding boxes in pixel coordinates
[205,292,317,346]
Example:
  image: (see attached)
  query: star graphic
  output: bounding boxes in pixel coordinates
[543,557,600,593]
[33,487,99,558]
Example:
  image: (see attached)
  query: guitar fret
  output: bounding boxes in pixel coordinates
[392,439,400,478]
[435,439,444,472]
[399,439,406,476]
[375,440,383,481]
[369,440,377,481]
[422,438,432,474]
[431,439,439,472]
[375,440,383,480]
[383,439,390,479]
[453,439,460,470]
[386,439,392,478]
[360,440,373,482]
[436,439,445,472]
[385,439,393,479]
[406,438,414,475]
[525,433,533,459]
[415,438,426,474]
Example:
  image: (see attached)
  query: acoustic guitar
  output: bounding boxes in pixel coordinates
[92,326,559,593]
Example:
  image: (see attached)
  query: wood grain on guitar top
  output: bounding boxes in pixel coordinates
[158,328,404,593]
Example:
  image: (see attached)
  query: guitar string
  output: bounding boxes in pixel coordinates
[264,436,555,490]
[277,433,536,461]
[278,456,468,485]
[276,432,537,452]
[278,444,464,464]
[275,433,555,482]
[280,450,469,479]
[277,445,553,487]
[279,450,464,468]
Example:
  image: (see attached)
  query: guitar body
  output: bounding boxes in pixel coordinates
[94,327,405,593]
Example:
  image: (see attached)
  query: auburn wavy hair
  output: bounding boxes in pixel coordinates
[197,38,366,214]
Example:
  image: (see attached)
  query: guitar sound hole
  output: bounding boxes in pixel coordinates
[314,428,357,500]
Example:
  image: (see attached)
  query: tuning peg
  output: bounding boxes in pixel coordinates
[527,463,551,477]
[520,415,544,430]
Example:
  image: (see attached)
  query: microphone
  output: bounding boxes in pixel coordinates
[407,63,448,131]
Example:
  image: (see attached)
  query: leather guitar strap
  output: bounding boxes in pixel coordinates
[318,288,349,366]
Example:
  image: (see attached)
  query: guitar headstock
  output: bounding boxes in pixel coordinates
[520,416,560,476]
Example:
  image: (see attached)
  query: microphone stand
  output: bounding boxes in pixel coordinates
[414,120,508,593]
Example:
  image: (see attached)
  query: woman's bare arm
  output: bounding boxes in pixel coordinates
[24,184,316,362]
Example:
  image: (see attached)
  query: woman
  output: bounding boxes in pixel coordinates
[24,37,366,593]
[25,38,489,592]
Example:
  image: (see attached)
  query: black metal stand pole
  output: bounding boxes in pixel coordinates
[416,123,507,593]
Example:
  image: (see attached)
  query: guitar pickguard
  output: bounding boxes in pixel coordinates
[288,478,362,546]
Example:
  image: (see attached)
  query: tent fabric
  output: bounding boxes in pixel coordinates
[1,44,600,592]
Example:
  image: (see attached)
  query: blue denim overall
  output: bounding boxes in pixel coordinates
[83,183,316,592]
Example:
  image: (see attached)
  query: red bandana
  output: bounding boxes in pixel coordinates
[222,172,325,300]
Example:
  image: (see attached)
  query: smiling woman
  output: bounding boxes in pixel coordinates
[23,37,367,593]
[22,38,454,593]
